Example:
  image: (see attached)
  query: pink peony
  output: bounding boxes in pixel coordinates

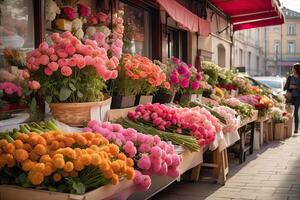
[77,3,91,17]
[39,41,49,52]
[191,81,200,90]
[44,67,53,76]
[61,66,72,77]
[48,62,59,71]
[137,155,151,170]
[50,54,58,61]
[177,65,188,75]
[65,44,76,55]
[28,80,40,90]
[62,7,76,20]
[39,55,49,65]
[180,78,189,89]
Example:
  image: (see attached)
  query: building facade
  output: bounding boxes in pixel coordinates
[265,7,300,76]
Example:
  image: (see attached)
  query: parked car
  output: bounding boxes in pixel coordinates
[252,76,286,94]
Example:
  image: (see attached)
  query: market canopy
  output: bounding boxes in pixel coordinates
[209,0,285,31]
[157,0,211,36]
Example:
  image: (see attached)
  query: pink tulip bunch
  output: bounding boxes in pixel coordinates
[27,31,118,80]
[128,103,220,147]
[212,106,239,134]
[83,120,182,191]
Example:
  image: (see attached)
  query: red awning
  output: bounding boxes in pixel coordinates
[157,0,211,36]
[210,0,285,31]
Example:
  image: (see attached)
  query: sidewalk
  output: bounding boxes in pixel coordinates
[151,135,300,200]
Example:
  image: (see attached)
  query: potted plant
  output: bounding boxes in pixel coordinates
[111,53,169,108]
[25,31,118,126]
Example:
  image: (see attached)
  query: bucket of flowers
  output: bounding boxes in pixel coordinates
[111,53,169,108]
[166,57,202,103]
[25,31,118,126]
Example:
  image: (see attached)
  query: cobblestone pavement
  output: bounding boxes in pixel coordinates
[151,135,300,200]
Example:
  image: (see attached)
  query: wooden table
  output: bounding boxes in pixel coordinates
[230,112,258,164]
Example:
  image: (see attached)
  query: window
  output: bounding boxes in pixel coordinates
[287,24,296,35]
[239,49,243,67]
[120,2,151,57]
[274,40,280,54]
[0,0,34,68]
[288,41,296,54]
[247,52,251,68]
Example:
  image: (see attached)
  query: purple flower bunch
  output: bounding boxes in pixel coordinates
[169,57,202,94]
[83,120,182,191]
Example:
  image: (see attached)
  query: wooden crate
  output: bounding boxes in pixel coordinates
[286,118,293,138]
[274,123,287,140]
[263,119,274,143]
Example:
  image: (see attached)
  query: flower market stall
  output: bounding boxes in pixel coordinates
[0,0,288,199]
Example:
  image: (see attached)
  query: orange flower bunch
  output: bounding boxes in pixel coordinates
[0,131,135,192]
[118,53,170,95]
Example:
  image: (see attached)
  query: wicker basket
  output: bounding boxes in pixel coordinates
[49,97,112,127]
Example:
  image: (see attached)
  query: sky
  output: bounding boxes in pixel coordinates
[280,0,300,12]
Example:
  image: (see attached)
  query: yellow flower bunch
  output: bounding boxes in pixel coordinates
[0,131,135,188]
[214,87,224,98]
[259,95,273,108]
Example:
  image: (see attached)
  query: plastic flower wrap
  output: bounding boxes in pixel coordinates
[113,54,169,96]
[212,106,239,134]
[26,31,118,103]
[83,120,182,191]
[127,103,220,147]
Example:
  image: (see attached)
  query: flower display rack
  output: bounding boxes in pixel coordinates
[229,121,255,164]
[190,147,229,185]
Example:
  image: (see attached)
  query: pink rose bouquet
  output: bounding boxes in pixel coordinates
[26,31,118,103]
[83,120,182,191]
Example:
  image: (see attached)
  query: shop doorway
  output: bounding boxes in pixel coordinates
[217,43,226,68]
[167,27,187,62]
